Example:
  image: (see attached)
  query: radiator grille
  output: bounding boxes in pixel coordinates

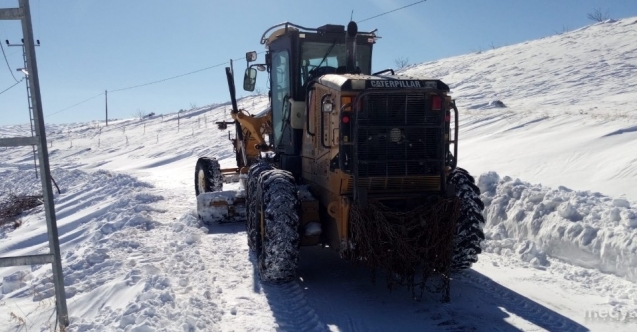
[342,176,441,194]
[355,93,444,178]
[359,94,440,126]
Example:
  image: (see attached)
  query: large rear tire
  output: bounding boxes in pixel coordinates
[255,169,300,283]
[195,157,223,196]
[448,167,485,271]
[246,161,274,251]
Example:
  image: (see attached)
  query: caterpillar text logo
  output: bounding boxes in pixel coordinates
[369,80,422,88]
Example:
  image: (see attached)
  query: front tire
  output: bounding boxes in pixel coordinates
[255,169,300,283]
[194,157,223,196]
[448,167,485,271]
[246,161,273,251]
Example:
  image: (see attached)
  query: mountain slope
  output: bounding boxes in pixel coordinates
[403,17,637,199]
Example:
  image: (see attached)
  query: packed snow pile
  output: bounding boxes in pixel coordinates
[480,172,637,281]
[0,167,166,323]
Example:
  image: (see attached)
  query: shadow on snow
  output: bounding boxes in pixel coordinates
[255,246,588,332]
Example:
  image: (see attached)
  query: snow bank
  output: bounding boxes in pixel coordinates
[0,167,166,325]
[480,172,637,281]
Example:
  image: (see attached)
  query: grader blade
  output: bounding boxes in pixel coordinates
[196,190,246,224]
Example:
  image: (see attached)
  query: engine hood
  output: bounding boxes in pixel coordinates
[316,73,450,92]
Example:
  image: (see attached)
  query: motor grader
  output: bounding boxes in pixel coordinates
[195,21,485,296]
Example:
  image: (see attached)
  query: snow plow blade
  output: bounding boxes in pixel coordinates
[196,190,246,224]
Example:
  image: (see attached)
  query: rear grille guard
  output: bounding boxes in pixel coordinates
[350,89,451,203]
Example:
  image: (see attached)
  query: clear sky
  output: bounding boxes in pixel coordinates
[1,0,636,126]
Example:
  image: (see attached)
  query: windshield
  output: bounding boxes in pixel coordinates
[300,41,372,86]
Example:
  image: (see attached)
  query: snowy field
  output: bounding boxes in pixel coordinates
[1,17,637,331]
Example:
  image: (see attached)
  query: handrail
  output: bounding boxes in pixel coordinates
[305,86,316,136]
[450,100,459,169]
[260,21,377,45]
[319,93,332,148]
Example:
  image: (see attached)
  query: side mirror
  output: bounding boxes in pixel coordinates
[256,64,266,72]
[246,51,257,63]
[243,67,257,92]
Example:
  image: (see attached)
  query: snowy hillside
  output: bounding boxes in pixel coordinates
[1,17,637,332]
[403,17,637,200]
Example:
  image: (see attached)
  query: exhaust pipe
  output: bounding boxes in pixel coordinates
[346,21,358,74]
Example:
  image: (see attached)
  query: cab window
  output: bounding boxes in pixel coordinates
[300,42,372,86]
[271,50,290,145]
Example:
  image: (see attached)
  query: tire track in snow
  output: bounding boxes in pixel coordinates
[456,270,588,332]
[260,280,330,332]
[198,220,329,332]
[297,246,483,332]
[185,175,331,331]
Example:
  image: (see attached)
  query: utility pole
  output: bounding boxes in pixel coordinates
[7,34,39,180]
[105,89,108,126]
[0,0,69,327]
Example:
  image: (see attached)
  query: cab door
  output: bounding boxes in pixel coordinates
[268,41,291,150]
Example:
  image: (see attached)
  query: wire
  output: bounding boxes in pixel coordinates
[110,52,265,93]
[109,62,229,93]
[45,51,267,118]
[46,92,104,118]
[360,0,427,22]
[1,39,19,82]
[0,77,24,96]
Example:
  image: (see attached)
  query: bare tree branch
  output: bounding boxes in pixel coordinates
[394,57,409,70]
[587,8,610,22]
[133,109,147,121]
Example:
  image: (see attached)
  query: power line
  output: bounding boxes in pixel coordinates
[360,0,427,22]
[110,62,228,93]
[1,39,19,83]
[110,53,261,93]
[0,77,24,96]
[46,92,104,118]
[47,53,258,117]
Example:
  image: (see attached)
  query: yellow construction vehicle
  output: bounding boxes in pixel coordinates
[195,21,485,298]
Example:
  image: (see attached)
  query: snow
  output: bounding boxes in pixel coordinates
[196,190,245,224]
[480,173,637,281]
[1,17,637,331]
[402,16,637,200]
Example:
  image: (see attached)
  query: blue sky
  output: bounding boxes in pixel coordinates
[1,0,636,126]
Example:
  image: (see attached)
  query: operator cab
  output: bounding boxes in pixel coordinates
[242,22,377,161]
[245,23,376,95]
